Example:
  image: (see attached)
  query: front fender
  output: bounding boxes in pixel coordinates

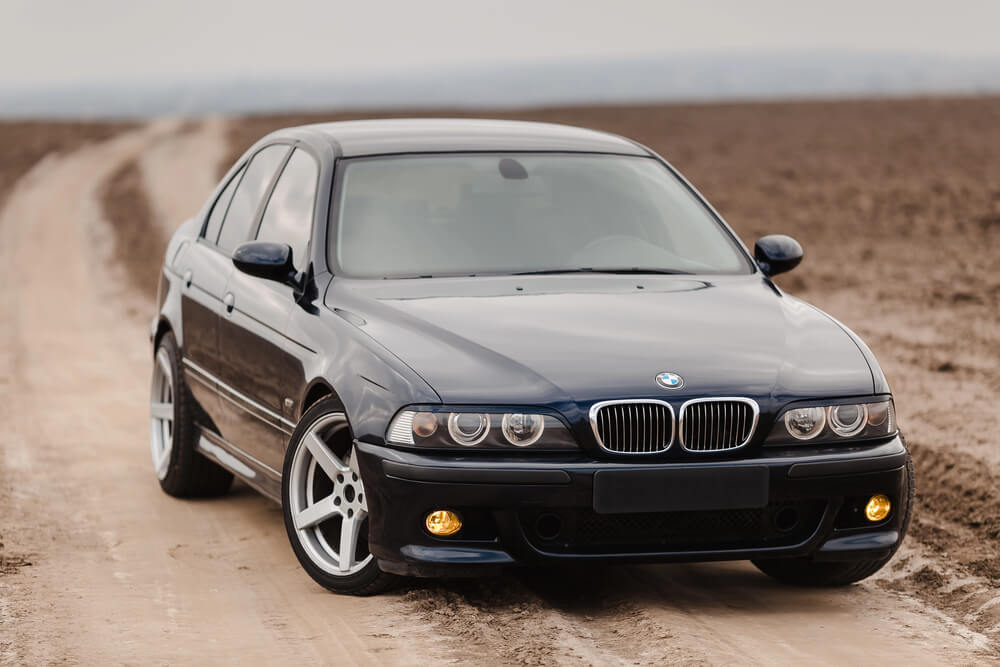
[288,274,440,443]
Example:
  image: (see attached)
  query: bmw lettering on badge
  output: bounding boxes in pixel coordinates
[655,372,684,389]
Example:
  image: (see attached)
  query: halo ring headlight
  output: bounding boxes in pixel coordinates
[447,412,490,446]
[829,404,868,437]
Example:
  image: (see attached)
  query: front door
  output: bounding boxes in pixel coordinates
[216,146,319,472]
[204,143,290,465]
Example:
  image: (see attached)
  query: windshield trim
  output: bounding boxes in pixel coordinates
[326,151,757,280]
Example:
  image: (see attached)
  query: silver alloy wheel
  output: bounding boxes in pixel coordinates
[288,413,373,576]
[149,348,174,481]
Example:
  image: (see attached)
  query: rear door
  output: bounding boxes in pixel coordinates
[219,147,320,471]
[178,163,245,427]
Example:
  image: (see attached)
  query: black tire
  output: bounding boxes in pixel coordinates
[752,444,915,587]
[280,397,398,596]
[153,332,233,498]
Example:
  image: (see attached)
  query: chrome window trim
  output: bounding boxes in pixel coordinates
[182,357,297,430]
[677,397,759,452]
[588,399,676,455]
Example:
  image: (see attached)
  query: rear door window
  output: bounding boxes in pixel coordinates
[217,144,289,253]
[203,164,245,243]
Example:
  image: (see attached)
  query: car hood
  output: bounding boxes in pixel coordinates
[325,275,875,406]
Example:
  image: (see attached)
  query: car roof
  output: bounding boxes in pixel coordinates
[290,118,651,158]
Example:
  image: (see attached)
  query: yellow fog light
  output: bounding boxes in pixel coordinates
[425,510,462,536]
[865,494,892,522]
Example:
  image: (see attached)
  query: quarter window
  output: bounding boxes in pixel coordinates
[257,149,319,271]
[217,144,288,253]
[203,164,245,243]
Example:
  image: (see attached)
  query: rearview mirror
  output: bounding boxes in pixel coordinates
[232,241,296,284]
[754,235,803,277]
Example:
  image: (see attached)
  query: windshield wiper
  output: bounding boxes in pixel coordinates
[511,268,598,275]
[383,268,694,278]
[513,267,693,276]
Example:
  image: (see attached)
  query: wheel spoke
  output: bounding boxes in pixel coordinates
[305,432,349,479]
[338,515,363,572]
[348,449,362,475]
[294,495,341,530]
[150,402,173,421]
[154,446,171,476]
[157,351,172,377]
[345,452,368,512]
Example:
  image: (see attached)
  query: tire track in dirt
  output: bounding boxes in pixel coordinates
[402,559,998,665]
[878,441,1000,641]
[808,287,1000,646]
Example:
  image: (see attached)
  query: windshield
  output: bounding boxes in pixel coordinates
[333,153,751,278]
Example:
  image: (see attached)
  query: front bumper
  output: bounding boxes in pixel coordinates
[355,436,909,577]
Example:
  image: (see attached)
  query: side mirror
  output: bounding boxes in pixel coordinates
[232,241,296,284]
[754,234,803,277]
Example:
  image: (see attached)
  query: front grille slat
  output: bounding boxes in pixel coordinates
[648,404,655,454]
[685,406,701,448]
[629,405,635,453]
[714,403,721,449]
[680,399,757,452]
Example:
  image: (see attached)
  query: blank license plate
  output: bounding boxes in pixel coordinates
[593,466,769,514]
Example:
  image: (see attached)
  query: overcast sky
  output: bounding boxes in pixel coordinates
[2,0,998,88]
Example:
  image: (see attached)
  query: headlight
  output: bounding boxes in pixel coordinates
[765,399,895,445]
[501,413,545,446]
[828,403,867,437]
[447,412,490,446]
[387,408,577,450]
[783,407,826,440]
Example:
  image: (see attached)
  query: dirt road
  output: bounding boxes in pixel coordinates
[0,113,997,665]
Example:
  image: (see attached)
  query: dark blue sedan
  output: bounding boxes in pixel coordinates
[150,119,912,595]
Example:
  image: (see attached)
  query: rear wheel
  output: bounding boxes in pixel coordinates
[752,449,915,586]
[150,332,233,497]
[281,397,398,596]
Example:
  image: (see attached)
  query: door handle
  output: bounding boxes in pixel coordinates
[223,292,235,313]
[183,270,193,288]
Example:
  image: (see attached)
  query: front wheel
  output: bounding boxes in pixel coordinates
[281,397,397,595]
[752,450,915,586]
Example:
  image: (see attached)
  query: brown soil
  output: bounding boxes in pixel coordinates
[100,157,159,297]
[0,121,131,208]
[2,98,999,664]
[0,121,130,584]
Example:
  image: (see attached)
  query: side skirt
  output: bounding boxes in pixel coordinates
[196,428,282,502]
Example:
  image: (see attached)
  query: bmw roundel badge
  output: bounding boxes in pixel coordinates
[655,372,684,389]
